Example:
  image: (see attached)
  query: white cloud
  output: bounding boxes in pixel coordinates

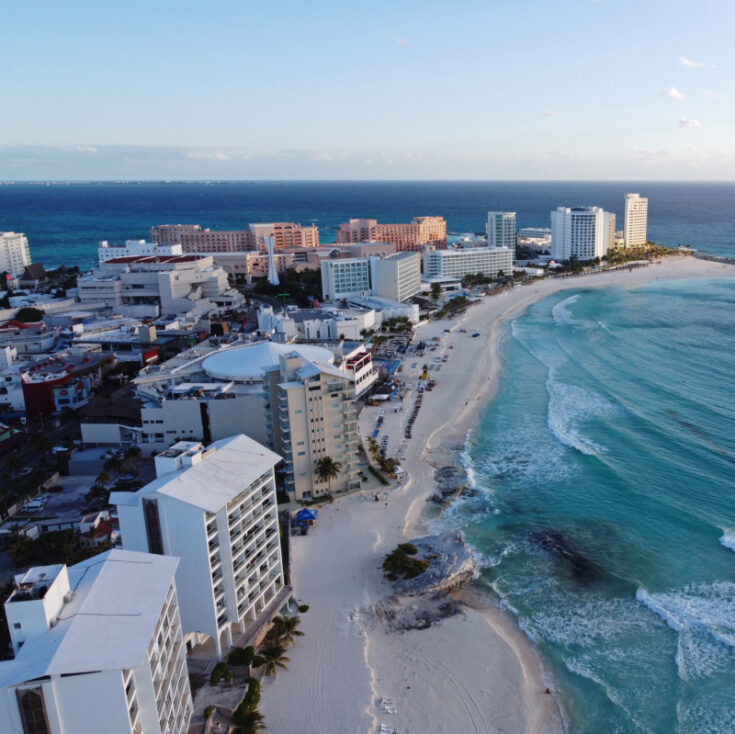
[703,90,724,100]
[680,56,713,68]
[388,35,407,45]
[679,118,702,128]
[660,86,687,101]
[542,110,559,117]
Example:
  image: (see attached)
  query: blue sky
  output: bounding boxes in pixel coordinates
[1,0,732,179]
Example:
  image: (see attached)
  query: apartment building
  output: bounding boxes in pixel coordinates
[487,212,517,255]
[0,550,192,734]
[550,206,613,261]
[336,217,447,251]
[624,193,648,248]
[422,247,513,280]
[0,232,32,277]
[112,435,285,660]
[264,352,360,501]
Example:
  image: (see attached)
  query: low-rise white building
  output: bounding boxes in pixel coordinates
[422,247,513,280]
[98,239,183,263]
[112,435,285,659]
[78,255,243,318]
[0,550,192,734]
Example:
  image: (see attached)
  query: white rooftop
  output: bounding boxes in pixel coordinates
[202,341,333,382]
[0,549,178,687]
[118,434,281,513]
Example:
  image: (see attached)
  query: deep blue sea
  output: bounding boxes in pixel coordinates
[437,280,735,733]
[0,181,733,269]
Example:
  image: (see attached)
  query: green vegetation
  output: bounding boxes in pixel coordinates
[397,542,418,555]
[266,615,303,647]
[298,604,309,614]
[14,306,44,323]
[381,316,413,333]
[382,544,430,581]
[204,705,214,719]
[430,281,442,301]
[367,436,396,478]
[232,710,266,734]
[10,530,110,567]
[606,242,679,265]
[252,267,321,307]
[434,295,472,319]
[367,465,389,486]
[209,662,232,686]
[315,456,342,492]
[227,645,255,667]
[256,642,290,678]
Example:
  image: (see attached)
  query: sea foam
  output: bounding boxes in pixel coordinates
[719,531,735,553]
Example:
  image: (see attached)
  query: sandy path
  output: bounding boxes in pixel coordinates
[260,256,735,734]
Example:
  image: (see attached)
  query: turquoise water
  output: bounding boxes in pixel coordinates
[443,279,735,733]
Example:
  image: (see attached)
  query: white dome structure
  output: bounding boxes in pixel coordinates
[202,341,334,383]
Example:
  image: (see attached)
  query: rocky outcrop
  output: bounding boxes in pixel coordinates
[392,533,476,596]
[429,466,476,505]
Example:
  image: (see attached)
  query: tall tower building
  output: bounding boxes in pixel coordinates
[624,193,648,248]
[487,212,517,256]
[0,233,32,276]
[550,207,608,262]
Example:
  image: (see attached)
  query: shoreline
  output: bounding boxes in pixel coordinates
[260,256,735,734]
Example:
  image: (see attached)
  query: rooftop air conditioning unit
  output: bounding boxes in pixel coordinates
[63,591,73,603]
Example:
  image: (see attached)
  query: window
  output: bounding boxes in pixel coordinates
[13,622,21,629]
[16,688,50,734]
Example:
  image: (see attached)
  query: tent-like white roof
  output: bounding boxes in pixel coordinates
[202,341,333,382]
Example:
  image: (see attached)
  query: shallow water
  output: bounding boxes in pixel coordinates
[440,279,735,733]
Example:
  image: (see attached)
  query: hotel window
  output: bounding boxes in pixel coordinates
[16,687,50,734]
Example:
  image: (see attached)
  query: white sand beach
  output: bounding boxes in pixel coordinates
[260,256,735,734]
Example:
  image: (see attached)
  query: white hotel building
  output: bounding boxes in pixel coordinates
[0,550,192,734]
[0,232,32,277]
[550,206,615,261]
[112,435,286,659]
[624,193,648,248]
[320,252,421,303]
[422,246,513,280]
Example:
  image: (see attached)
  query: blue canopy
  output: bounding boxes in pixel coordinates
[296,509,318,521]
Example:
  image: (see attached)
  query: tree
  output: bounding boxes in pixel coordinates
[4,453,22,477]
[315,456,342,492]
[267,615,303,647]
[232,711,266,734]
[257,643,290,678]
[430,282,442,301]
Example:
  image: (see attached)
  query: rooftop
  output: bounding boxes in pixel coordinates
[115,434,281,513]
[0,550,178,686]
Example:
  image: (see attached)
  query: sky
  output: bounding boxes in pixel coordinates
[1,0,733,180]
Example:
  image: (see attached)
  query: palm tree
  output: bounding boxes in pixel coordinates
[258,643,290,678]
[5,453,22,477]
[267,615,303,647]
[315,456,342,492]
[232,711,266,734]
[95,470,111,487]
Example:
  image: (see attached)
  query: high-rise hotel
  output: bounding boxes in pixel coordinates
[624,193,648,248]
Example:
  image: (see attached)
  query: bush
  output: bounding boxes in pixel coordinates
[298,604,309,614]
[397,542,418,555]
[227,646,255,667]
[382,546,430,580]
[209,662,231,686]
[204,705,214,719]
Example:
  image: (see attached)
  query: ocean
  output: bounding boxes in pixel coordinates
[0,181,734,269]
[437,279,735,733]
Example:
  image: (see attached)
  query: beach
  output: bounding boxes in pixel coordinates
[260,256,735,734]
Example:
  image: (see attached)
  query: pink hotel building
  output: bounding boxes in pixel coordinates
[336,216,447,252]
[150,222,320,253]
